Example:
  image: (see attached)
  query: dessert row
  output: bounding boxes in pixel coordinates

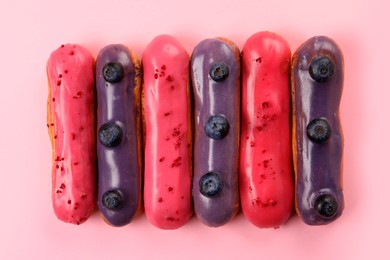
[46,32,344,228]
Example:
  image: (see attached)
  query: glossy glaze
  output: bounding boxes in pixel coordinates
[292,36,344,225]
[239,32,294,228]
[142,35,192,229]
[47,44,96,225]
[191,38,240,227]
[96,44,142,226]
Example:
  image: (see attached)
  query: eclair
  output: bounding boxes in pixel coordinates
[240,32,294,228]
[142,35,193,229]
[95,44,143,226]
[291,36,344,225]
[190,38,240,227]
[47,44,96,225]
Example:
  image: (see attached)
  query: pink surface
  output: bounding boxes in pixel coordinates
[0,0,388,259]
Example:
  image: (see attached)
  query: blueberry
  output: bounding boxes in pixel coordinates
[209,62,229,82]
[309,56,334,82]
[306,118,331,144]
[98,122,123,147]
[102,190,124,211]
[204,115,230,140]
[103,62,124,83]
[199,172,223,198]
[314,194,338,219]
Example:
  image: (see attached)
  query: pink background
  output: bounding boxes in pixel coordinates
[0,0,388,259]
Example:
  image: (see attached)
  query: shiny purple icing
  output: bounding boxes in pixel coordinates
[96,44,142,226]
[191,38,240,227]
[292,36,344,225]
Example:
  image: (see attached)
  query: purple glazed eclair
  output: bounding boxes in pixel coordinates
[190,38,240,227]
[96,44,142,226]
[291,36,344,225]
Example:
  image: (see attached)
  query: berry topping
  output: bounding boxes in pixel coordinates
[199,172,223,198]
[102,190,124,211]
[209,62,229,82]
[103,62,124,83]
[204,115,230,140]
[309,56,334,82]
[306,118,332,144]
[314,194,338,219]
[98,122,123,147]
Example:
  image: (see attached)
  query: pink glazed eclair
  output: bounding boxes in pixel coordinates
[47,44,96,225]
[142,35,193,229]
[239,32,294,228]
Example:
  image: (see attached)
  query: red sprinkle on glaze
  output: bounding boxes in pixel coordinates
[81,194,87,199]
[73,91,83,99]
[69,51,74,55]
[58,74,63,78]
[159,157,165,162]
[268,199,277,206]
[173,138,182,150]
[252,198,275,208]
[168,187,174,192]
[54,135,57,139]
[164,112,171,116]
[68,199,71,204]
[171,157,182,168]
[262,114,277,121]
[263,160,269,168]
[158,197,163,203]
[60,183,66,189]
[57,80,61,86]
[255,57,262,63]
[166,217,179,222]
[161,65,166,70]
[166,75,174,81]
[262,102,270,108]
[172,127,181,137]
[56,165,59,169]
[56,190,62,194]
[74,203,79,210]
[71,133,76,140]
[64,70,68,74]
[60,166,64,171]
[61,44,65,48]
[52,98,55,102]
[154,73,158,79]
[250,141,255,147]
[74,162,79,166]
[170,85,175,90]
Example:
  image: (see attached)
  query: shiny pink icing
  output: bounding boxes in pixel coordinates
[240,32,294,228]
[142,35,192,229]
[47,44,96,225]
